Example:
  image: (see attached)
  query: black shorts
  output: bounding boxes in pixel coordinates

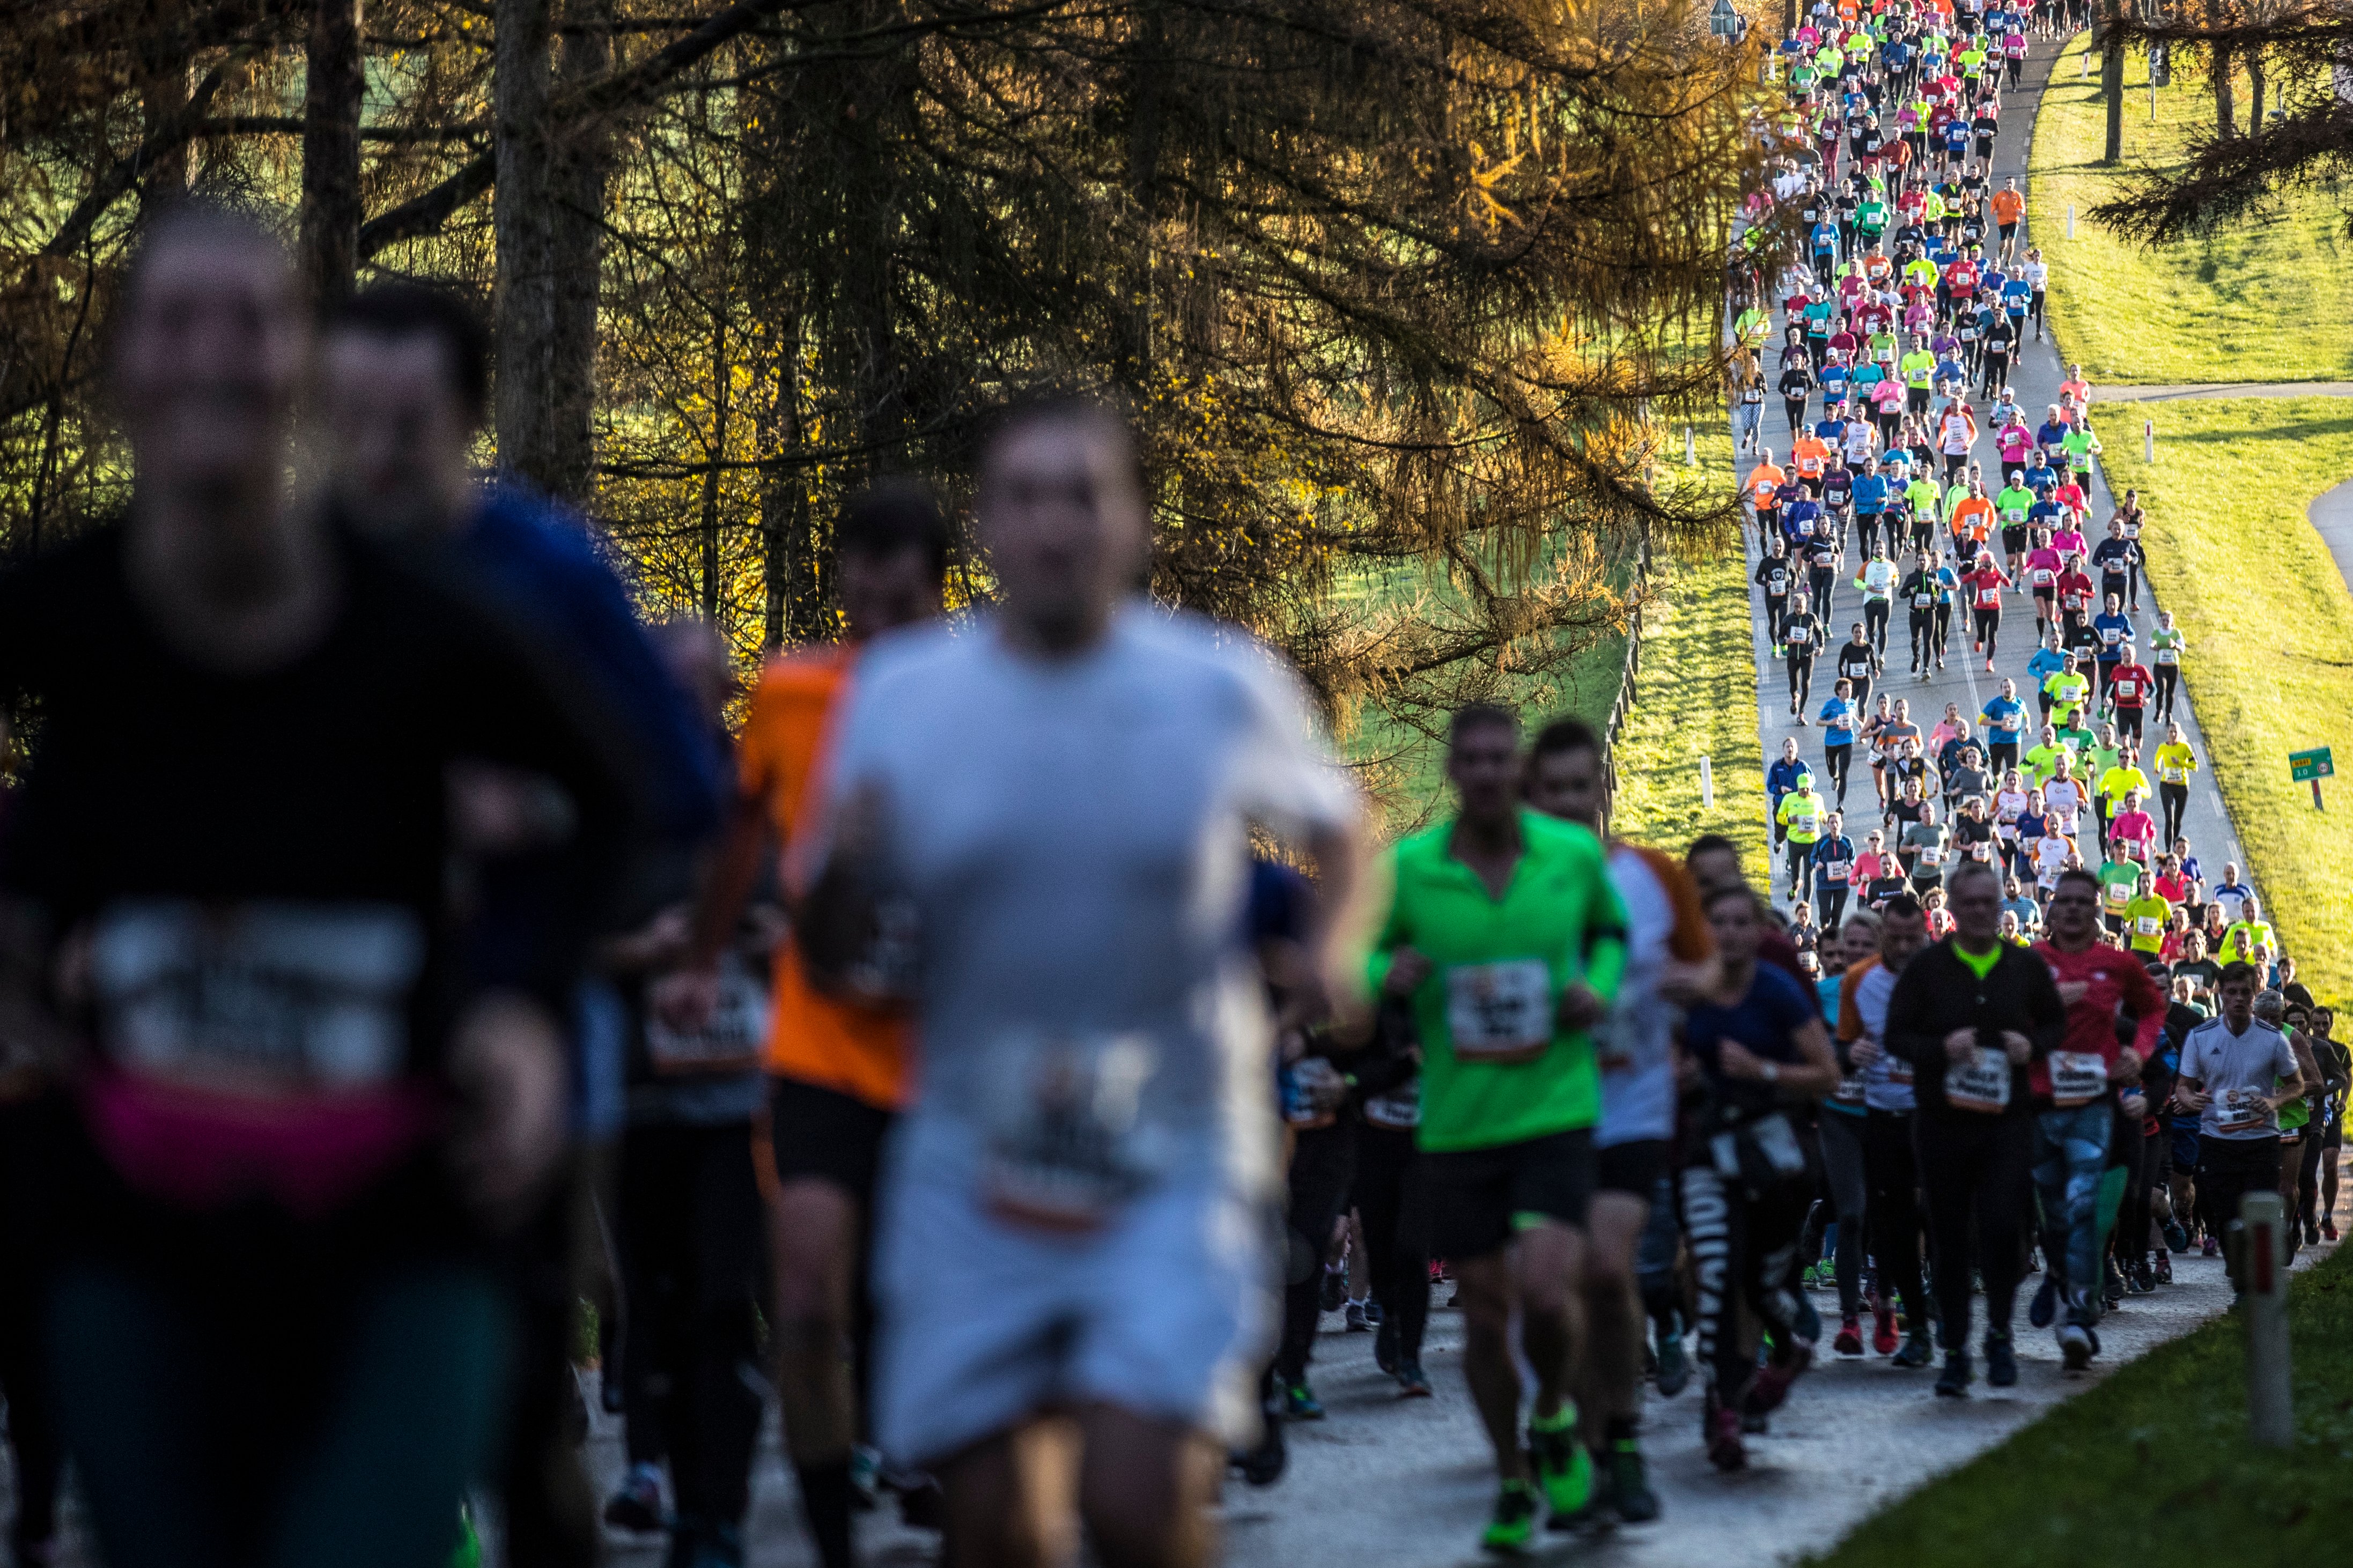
[2002,526,2029,553]
[1596,1136,1673,1199]
[1423,1127,1596,1259]
[768,1075,895,1202]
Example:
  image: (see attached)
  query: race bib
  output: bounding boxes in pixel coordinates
[1769,571,1790,592]
[2215,1086,2268,1134]
[1791,811,1820,835]
[90,900,424,1096]
[2159,764,2186,784]
[2101,626,2121,646]
[1820,859,1853,884]
[1917,846,1944,867]
[643,953,769,1074]
[1445,960,1555,1063]
[1797,517,1816,537]
[1788,625,1813,647]
[2114,679,2139,699]
[2135,915,2163,936]
[977,1031,1169,1233]
[1362,1079,1421,1130]
[2155,647,2178,664]
[1913,591,1934,608]
[2049,1051,2107,1107]
[1947,1044,2012,1113]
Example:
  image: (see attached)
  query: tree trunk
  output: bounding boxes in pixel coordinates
[2213,41,2236,137]
[699,315,731,622]
[140,62,191,206]
[300,0,365,304]
[494,0,557,487]
[760,335,805,648]
[544,0,611,506]
[2247,51,2266,129]
[2102,24,2125,162]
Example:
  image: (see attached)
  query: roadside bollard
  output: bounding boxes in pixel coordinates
[2241,1190,2293,1449]
[2144,419,2153,463]
[1700,754,1715,809]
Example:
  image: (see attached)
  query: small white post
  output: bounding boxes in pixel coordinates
[2067,204,2076,239]
[2144,419,2154,462]
[1687,425,1698,467]
[2242,1191,2293,1449]
[1700,755,1715,809]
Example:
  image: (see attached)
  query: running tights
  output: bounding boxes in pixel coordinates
[1973,607,2001,661]
[1275,1121,1358,1384]
[1678,1162,1812,1407]
[1909,610,1935,672]
[2155,664,2180,721]
[1864,598,1891,652]
[1914,1111,2035,1351]
[1862,1110,1929,1328]
[2161,781,2189,845]
[1822,743,1852,804]
[1351,1123,1431,1367]
[1805,1112,1870,1318]
[1788,654,1815,709]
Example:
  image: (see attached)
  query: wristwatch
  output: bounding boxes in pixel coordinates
[1761,1060,1782,1083]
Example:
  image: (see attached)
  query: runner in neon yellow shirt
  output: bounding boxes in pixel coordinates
[2042,653,2091,730]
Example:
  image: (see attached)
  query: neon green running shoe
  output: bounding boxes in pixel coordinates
[1528,1404,1594,1519]
[449,1503,483,1568]
[1481,1481,1540,1555]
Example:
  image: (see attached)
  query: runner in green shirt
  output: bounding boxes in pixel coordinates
[2124,872,2172,956]
[2042,653,2091,730]
[2022,724,2074,788]
[1367,706,1628,1549]
[2094,856,2140,932]
[2061,422,2101,479]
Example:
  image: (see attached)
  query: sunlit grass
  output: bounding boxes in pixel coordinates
[2029,35,2353,383]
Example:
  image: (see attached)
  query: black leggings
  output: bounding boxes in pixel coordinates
[1914,1111,2035,1350]
[1679,1159,1813,1408]
[1823,743,1852,802]
[1973,606,2001,660]
[1351,1123,1431,1367]
[1864,1110,1929,1327]
[1909,610,1936,671]
[2160,781,2189,845]
[1789,654,1816,708]
[1988,741,2018,775]
[1275,1121,1359,1383]
[1864,598,1891,650]
[2154,664,2180,719]
[2112,1114,2160,1274]
[613,1122,769,1525]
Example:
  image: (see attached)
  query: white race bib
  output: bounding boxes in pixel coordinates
[2049,1050,2107,1107]
[1947,1044,2013,1113]
[91,900,424,1096]
[2215,1086,2268,1134]
[1363,1079,1421,1130]
[1445,960,1555,1063]
[644,953,770,1074]
[2155,647,2178,665]
[977,1031,1169,1233]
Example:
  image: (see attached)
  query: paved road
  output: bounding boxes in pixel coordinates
[2305,478,2353,596]
[1738,39,2254,907]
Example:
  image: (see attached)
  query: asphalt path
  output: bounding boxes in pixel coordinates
[1738,39,2254,910]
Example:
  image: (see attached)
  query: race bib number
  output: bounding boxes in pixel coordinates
[1769,571,1789,593]
[1913,592,1934,608]
[1820,859,1852,885]
[2101,626,2121,646]
[2049,1051,2108,1107]
[1917,846,1944,867]
[1834,1068,1867,1105]
[1946,1045,2012,1113]
[1362,1079,1421,1130]
[644,955,770,1074]
[1791,811,1820,835]
[2114,679,2138,699]
[2215,1086,2268,1134]
[2135,915,2164,936]
[1446,960,1555,1063]
[90,900,424,1096]
[2159,764,2186,784]
[1797,517,1816,537]
[977,1031,1168,1233]
[2155,647,2178,665]
[1788,626,1813,647]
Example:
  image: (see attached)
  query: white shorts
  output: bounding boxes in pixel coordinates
[871,1118,1277,1468]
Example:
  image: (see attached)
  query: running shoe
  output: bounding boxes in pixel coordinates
[2327,1221,2340,1242]
[2029,1274,2059,1328]
[1282,1380,1325,1420]
[1834,1315,1864,1357]
[603,1463,666,1534]
[2201,1235,2219,1258]
[2154,1253,2173,1285]
[1319,1265,1349,1314]
[1528,1406,1594,1520]
[1984,1330,2018,1388]
[1654,1328,1691,1398]
[2131,1260,2156,1294]
[2057,1323,2093,1373]
[2307,1223,2322,1247]
[1345,1298,1375,1333]
[1362,1295,1384,1326]
[2103,1260,2125,1310]
[1605,1440,1662,1523]
[1395,1359,1434,1399]
[1872,1299,1900,1355]
[1705,1392,1747,1471]
[1934,1349,1973,1397]
[1893,1330,1935,1369]
[1745,1335,1814,1415]
[1481,1482,1540,1555]
[1802,1262,1823,1290]
[2163,1219,2190,1254]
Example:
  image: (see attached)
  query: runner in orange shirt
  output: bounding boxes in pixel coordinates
[1747,449,1788,530]
[1988,179,2025,261]
[661,481,950,1568]
[1790,430,1833,494]
[1948,481,1996,560]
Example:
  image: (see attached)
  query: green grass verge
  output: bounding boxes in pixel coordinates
[2090,396,2353,1007]
[1605,426,1772,878]
[2029,36,2353,383]
[1806,1242,2353,1568]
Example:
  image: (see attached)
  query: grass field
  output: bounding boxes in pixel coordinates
[1605,426,1773,877]
[2090,397,2353,1006]
[1806,1241,2353,1568]
[2029,36,2353,383]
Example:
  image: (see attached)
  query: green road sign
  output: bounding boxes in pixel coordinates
[2290,747,2334,783]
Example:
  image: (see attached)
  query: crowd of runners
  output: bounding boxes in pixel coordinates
[0,8,2339,1568]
